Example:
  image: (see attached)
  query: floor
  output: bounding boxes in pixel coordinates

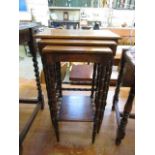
[19,46,135,155]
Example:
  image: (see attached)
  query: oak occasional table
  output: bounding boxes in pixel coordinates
[35,28,120,143]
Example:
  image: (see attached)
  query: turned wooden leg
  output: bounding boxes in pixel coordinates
[97,61,112,133]
[45,63,60,142]
[112,52,125,111]
[115,83,135,145]
[31,51,44,109]
[91,63,97,98]
[49,106,60,142]
[28,33,44,110]
[92,64,107,142]
[55,62,62,97]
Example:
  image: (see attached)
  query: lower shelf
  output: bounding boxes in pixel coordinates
[58,95,94,122]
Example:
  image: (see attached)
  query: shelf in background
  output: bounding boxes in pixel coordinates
[49,7,81,10]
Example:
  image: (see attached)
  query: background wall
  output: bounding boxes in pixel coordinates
[19,0,49,26]
[19,0,135,27]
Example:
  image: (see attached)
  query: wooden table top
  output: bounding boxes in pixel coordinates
[43,45,112,54]
[35,28,120,40]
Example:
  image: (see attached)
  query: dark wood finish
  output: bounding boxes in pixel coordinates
[116,83,135,145]
[37,39,117,55]
[36,29,120,143]
[112,48,135,145]
[19,99,38,104]
[37,38,118,95]
[42,45,112,62]
[70,64,93,81]
[36,33,119,94]
[59,95,94,122]
[19,22,45,154]
[35,29,120,41]
[41,45,113,143]
[19,22,44,109]
[61,88,96,91]
[91,63,97,98]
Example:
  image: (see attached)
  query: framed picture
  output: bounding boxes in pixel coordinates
[63,12,69,21]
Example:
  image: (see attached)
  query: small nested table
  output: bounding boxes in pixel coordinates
[41,45,113,143]
[112,48,135,145]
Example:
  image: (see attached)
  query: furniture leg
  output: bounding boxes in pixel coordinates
[46,62,60,142]
[28,29,44,109]
[112,52,125,111]
[92,64,105,143]
[115,83,135,145]
[97,61,112,133]
[55,62,62,97]
[91,63,97,98]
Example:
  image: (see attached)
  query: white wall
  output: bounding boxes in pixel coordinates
[19,0,135,27]
[111,9,135,27]
[19,0,49,26]
[80,8,135,27]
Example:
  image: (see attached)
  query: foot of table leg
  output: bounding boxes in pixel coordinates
[115,112,129,145]
[40,95,45,110]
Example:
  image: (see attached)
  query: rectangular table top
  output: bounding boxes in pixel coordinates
[35,28,121,40]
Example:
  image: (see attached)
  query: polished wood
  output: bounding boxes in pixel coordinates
[41,45,113,143]
[36,30,119,94]
[19,22,44,109]
[19,99,38,104]
[37,39,117,45]
[35,28,120,41]
[59,95,94,122]
[42,45,112,63]
[70,64,93,81]
[36,29,120,144]
[112,47,135,145]
[43,45,112,54]
[37,39,117,55]
[19,22,45,154]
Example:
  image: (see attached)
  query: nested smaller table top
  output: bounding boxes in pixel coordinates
[42,45,113,64]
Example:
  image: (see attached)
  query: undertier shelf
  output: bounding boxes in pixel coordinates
[58,95,94,122]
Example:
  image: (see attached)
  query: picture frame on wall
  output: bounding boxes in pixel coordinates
[63,12,69,21]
